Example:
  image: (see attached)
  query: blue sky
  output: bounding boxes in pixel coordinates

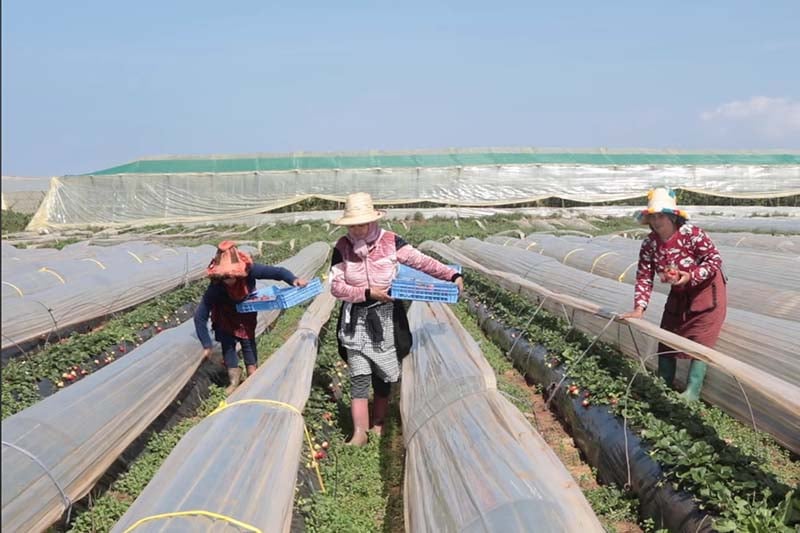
[2,1,799,176]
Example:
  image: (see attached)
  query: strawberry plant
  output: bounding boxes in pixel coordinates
[464,271,799,531]
[2,282,207,419]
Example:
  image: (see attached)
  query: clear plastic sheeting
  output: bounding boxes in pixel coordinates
[578,234,800,292]
[424,239,800,454]
[0,243,330,533]
[113,285,334,533]
[35,205,795,231]
[27,148,800,229]
[1,243,216,358]
[486,235,800,321]
[707,232,800,255]
[402,302,603,533]
[1,242,187,298]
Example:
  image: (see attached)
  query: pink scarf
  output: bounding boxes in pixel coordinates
[346,222,382,259]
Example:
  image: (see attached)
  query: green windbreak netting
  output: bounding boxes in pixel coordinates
[28,148,800,230]
[84,149,800,175]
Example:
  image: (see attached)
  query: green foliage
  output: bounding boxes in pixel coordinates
[2,282,207,419]
[584,483,639,524]
[465,272,799,531]
[1,210,33,233]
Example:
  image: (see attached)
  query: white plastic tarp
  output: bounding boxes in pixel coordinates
[27,148,800,229]
[485,235,800,321]
[0,243,330,533]
[112,282,334,533]
[424,239,800,455]
[1,243,216,357]
[402,301,603,532]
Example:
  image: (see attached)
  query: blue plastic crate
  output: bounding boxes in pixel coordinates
[396,264,461,283]
[391,264,461,304]
[236,277,323,312]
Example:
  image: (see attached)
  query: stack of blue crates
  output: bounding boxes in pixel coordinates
[391,264,461,303]
[236,277,323,312]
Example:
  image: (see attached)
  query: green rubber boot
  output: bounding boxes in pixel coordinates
[681,360,708,402]
[657,356,677,388]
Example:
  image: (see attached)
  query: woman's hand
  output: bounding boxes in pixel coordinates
[454,277,464,294]
[293,278,308,288]
[671,271,691,287]
[620,307,645,320]
[202,347,212,360]
[370,286,393,302]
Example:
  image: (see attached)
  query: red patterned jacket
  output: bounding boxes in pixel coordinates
[634,224,723,310]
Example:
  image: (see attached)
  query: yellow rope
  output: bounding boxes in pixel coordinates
[735,236,747,247]
[2,281,23,296]
[590,251,618,274]
[38,267,65,284]
[126,251,143,263]
[525,242,538,251]
[208,399,326,492]
[562,248,584,265]
[81,258,106,270]
[618,261,638,282]
[122,509,261,533]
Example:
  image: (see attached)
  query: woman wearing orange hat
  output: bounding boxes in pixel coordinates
[194,241,307,393]
[330,192,464,446]
[621,188,727,401]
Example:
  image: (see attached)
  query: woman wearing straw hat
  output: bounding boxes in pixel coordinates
[330,192,464,446]
[621,187,727,401]
[194,240,307,394]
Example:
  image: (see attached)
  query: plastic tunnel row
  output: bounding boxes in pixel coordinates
[1,241,188,294]
[0,243,330,533]
[115,298,606,532]
[484,234,800,321]
[1,241,217,358]
[705,232,800,254]
[420,240,800,455]
[401,302,604,532]
[577,233,799,290]
[112,279,335,532]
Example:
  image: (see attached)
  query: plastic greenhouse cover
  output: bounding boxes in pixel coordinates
[1,243,217,358]
[484,235,800,321]
[2,242,187,298]
[575,234,799,292]
[1,241,168,273]
[705,232,800,254]
[27,148,800,229]
[54,205,797,231]
[422,240,800,455]
[0,242,330,533]
[401,301,604,533]
[112,286,333,533]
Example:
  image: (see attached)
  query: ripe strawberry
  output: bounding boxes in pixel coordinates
[582,399,591,408]
[118,345,126,353]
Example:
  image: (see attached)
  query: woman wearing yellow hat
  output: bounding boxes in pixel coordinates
[329,192,464,446]
[621,188,727,401]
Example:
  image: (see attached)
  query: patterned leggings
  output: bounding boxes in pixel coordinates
[351,371,392,399]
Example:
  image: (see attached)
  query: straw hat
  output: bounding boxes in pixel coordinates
[207,240,253,278]
[333,192,386,226]
[635,187,689,224]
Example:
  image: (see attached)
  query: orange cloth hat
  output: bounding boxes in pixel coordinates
[206,240,253,278]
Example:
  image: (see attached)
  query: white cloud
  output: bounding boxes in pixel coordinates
[700,96,800,142]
